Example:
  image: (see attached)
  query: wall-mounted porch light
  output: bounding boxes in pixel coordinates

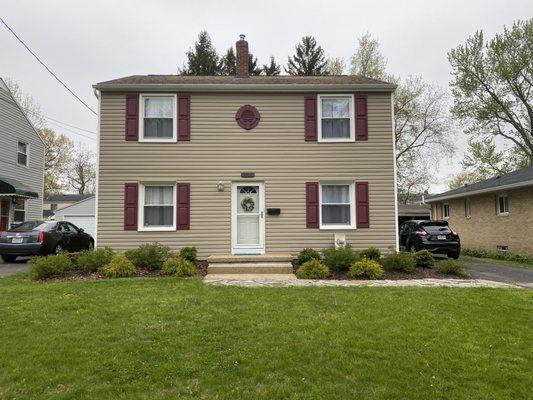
[217,181,224,192]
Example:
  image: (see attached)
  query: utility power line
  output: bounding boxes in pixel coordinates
[0,16,97,115]
[46,120,97,141]
[44,115,97,135]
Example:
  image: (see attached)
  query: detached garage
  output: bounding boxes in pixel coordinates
[54,196,96,238]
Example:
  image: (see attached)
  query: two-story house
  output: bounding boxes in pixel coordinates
[0,78,44,230]
[93,36,398,259]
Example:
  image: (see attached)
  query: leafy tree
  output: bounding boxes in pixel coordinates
[325,57,346,75]
[39,128,74,196]
[66,144,96,194]
[286,36,328,76]
[262,56,281,76]
[248,53,262,76]
[397,156,432,204]
[220,47,236,76]
[349,33,387,79]
[179,31,221,75]
[4,78,45,128]
[448,19,533,166]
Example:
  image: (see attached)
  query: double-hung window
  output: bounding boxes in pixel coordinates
[443,203,450,219]
[13,198,26,224]
[140,184,176,230]
[318,94,354,142]
[17,141,28,166]
[140,95,176,141]
[320,183,355,228]
[497,194,509,216]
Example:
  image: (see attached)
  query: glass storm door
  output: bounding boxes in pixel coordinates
[232,183,265,254]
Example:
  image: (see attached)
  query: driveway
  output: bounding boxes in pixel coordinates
[0,258,31,277]
[462,258,533,288]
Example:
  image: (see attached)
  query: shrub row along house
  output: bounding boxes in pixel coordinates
[93,35,398,259]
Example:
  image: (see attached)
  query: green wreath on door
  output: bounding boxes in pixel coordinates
[241,197,255,212]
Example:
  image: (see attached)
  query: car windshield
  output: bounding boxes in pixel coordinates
[419,221,451,233]
[9,221,56,232]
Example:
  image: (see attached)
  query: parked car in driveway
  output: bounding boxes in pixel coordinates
[0,220,94,262]
[399,220,461,259]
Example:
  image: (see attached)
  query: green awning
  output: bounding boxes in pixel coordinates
[0,177,39,198]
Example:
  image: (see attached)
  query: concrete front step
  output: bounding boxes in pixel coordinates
[208,262,293,274]
[207,253,293,264]
[205,273,297,281]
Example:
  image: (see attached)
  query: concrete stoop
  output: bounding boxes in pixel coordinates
[206,253,295,276]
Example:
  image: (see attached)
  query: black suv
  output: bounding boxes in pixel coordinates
[399,220,460,259]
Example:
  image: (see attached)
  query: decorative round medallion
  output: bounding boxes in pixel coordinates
[241,197,255,212]
[235,105,260,130]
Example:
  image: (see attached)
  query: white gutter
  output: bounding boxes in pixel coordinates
[425,179,533,203]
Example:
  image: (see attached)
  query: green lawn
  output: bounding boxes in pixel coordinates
[0,276,531,400]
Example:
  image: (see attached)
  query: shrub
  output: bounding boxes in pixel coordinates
[162,256,197,277]
[414,249,435,268]
[125,242,171,270]
[322,245,359,271]
[75,247,115,273]
[436,259,468,277]
[382,252,416,272]
[297,248,322,265]
[99,254,136,278]
[360,247,381,262]
[296,259,330,279]
[178,247,197,264]
[350,258,383,280]
[30,253,73,280]
[462,248,533,265]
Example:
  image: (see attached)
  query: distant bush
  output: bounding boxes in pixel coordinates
[75,247,115,273]
[462,248,533,265]
[297,248,322,265]
[30,253,73,280]
[125,242,171,270]
[296,259,330,279]
[322,245,359,271]
[360,247,381,262]
[99,254,136,278]
[162,256,197,277]
[414,249,435,268]
[350,258,383,280]
[178,247,198,264]
[382,252,416,273]
[436,259,468,277]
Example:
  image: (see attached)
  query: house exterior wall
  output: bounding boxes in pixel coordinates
[430,186,533,255]
[54,197,96,218]
[97,91,397,258]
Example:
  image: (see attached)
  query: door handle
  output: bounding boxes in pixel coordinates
[260,211,264,218]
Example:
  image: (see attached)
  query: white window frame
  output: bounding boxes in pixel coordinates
[497,194,509,216]
[17,141,29,167]
[138,182,176,231]
[464,197,471,219]
[443,203,450,219]
[317,94,355,143]
[319,182,356,230]
[13,198,26,224]
[139,94,177,143]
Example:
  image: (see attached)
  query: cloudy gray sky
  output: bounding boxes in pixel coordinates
[2,0,531,192]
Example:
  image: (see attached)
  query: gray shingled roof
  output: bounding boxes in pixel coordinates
[425,167,533,202]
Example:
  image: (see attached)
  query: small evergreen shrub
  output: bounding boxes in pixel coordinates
[350,258,383,280]
[296,259,331,279]
[75,247,115,273]
[162,256,197,277]
[178,247,198,264]
[99,254,136,278]
[436,259,468,277]
[382,252,416,272]
[414,249,435,268]
[322,245,359,271]
[125,242,171,270]
[30,253,73,280]
[297,248,322,265]
[360,247,381,262]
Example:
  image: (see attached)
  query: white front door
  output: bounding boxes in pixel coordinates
[231,182,265,255]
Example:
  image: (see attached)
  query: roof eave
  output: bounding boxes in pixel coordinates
[425,179,533,203]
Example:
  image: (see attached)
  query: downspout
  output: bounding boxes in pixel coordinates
[93,88,101,248]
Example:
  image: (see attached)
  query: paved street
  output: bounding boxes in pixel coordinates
[462,259,533,288]
[0,259,31,276]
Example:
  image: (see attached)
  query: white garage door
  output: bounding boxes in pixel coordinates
[64,215,96,238]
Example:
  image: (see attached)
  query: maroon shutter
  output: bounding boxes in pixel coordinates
[125,94,139,141]
[124,183,138,230]
[178,95,190,141]
[304,96,317,141]
[306,182,319,228]
[177,182,190,230]
[355,95,368,141]
[356,182,370,228]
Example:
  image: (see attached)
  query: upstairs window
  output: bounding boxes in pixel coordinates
[320,183,355,228]
[140,95,176,141]
[17,141,28,166]
[318,94,354,142]
[443,203,450,219]
[497,194,509,215]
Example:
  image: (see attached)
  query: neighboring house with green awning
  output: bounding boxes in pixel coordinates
[0,78,45,230]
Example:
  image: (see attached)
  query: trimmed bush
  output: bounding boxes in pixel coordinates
[360,247,381,262]
[75,247,115,273]
[322,245,359,271]
[125,242,171,271]
[414,249,435,268]
[297,248,322,265]
[30,253,73,280]
[462,248,533,265]
[436,259,468,277]
[350,258,384,280]
[178,247,198,264]
[162,256,197,277]
[99,254,136,278]
[296,259,330,279]
[382,252,416,272]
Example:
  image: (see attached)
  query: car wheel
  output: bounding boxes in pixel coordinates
[1,255,17,263]
[450,252,460,260]
[54,243,64,255]
[88,241,94,251]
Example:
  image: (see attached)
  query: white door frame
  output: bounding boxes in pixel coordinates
[231,181,265,255]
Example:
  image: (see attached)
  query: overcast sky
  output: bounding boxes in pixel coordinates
[2,0,531,192]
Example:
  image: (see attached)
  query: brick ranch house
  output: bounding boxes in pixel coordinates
[425,166,533,255]
[92,35,398,259]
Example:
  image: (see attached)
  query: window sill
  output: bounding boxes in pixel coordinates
[320,225,357,230]
[138,138,177,143]
[318,138,355,143]
[137,226,176,232]
[497,213,509,217]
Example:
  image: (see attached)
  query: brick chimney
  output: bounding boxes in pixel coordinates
[236,34,249,78]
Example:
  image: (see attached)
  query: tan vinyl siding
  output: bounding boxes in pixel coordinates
[97,92,396,258]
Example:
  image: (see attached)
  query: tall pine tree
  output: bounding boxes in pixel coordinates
[286,36,328,76]
[220,47,236,75]
[262,56,281,76]
[248,53,262,76]
[179,31,221,75]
